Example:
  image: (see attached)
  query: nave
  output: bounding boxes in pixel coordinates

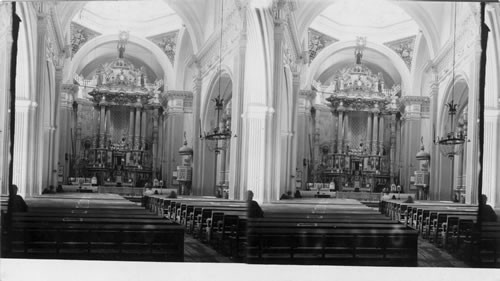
[2,192,497,267]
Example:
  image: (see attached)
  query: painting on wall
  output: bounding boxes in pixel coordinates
[308,28,339,62]
[147,30,179,65]
[70,22,101,58]
[384,36,416,69]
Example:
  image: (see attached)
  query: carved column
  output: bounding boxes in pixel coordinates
[344,112,350,151]
[152,108,159,179]
[99,104,106,148]
[105,107,111,147]
[372,112,379,155]
[366,112,373,154]
[134,106,141,150]
[128,107,135,148]
[389,113,397,184]
[378,115,385,155]
[141,109,147,150]
[337,109,344,153]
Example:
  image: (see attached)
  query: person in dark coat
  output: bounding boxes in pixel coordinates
[9,185,28,212]
[479,194,497,222]
[294,190,302,198]
[247,190,264,218]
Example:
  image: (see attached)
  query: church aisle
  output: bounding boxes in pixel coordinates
[184,236,232,263]
[417,237,469,267]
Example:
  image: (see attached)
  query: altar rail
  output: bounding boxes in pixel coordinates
[336,192,382,202]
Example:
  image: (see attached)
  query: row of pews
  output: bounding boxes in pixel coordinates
[1,194,184,261]
[247,199,418,266]
[144,195,248,260]
[380,199,500,267]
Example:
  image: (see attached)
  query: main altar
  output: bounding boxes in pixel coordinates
[311,40,401,192]
[72,31,163,188]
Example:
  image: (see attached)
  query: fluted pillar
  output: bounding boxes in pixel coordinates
[378,115,385,155]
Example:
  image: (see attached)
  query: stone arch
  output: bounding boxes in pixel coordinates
[199,66,233,197]
[306,40,412,95]
[435,74,470,202]
[67,34,175,87]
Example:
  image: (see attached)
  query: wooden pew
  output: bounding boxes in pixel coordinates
[461,222,500,267]
[247,227,418,266]
[5,221,184,261]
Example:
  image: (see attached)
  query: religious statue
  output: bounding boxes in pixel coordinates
[355,49,363,64]
[118,44,125,59]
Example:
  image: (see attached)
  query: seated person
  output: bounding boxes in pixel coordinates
[280,191,293,200]
[42,185,56,194]
[479,194,497,222]
[9,185,28,212]
[247,190,264,218]
[294,190,302,198]
[167,191,177,198]
[56,185,64,193]
[403,196,414,203]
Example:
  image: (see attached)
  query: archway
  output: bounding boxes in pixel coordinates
[200,70,233,197]
[436,77,469,202]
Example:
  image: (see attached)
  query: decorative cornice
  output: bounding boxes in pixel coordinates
[147,30,179,65]
[165,90,193,100]
[61,83,78,94]
[298,89,315,100]
[400,96,430,120]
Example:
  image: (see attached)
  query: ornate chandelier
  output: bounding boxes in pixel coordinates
[435,3,465,158]
[201,0,232,154]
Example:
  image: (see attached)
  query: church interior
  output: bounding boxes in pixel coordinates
[1,0,500,274]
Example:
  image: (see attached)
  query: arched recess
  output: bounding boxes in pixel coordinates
[174,27,195,90]
[67,34,174,86]
[435,75,469,202]
[295,0,439,58]
[199,67,233,197]
[306,40,412,95]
